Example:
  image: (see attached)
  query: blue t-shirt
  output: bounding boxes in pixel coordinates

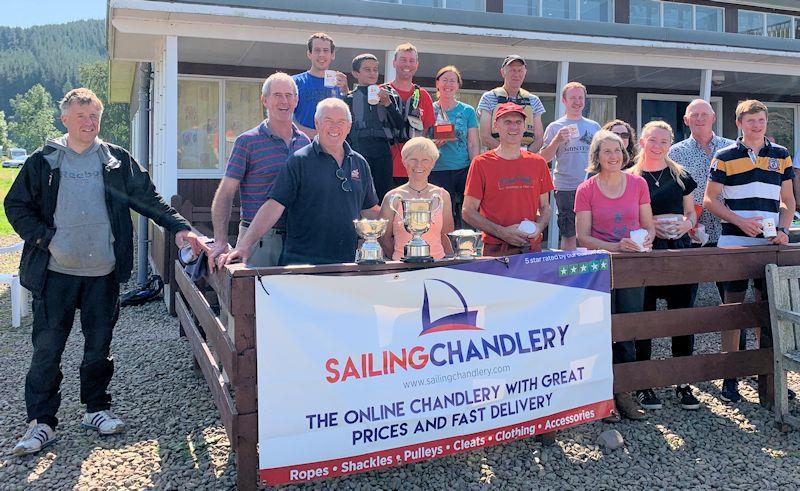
[292,71,342,129]
[432,101,478,171]
[268,139,379,265]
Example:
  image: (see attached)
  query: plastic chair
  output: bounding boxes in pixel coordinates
[0,241,28,327]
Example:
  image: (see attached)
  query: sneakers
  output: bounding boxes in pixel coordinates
[720,379,741,403]
[676,384,701,410]
[81,410,125,435]
[636,389,663,410]
[614,392,648,420]
[12,420,57,456]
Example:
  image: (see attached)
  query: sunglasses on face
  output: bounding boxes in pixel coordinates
[335,167,352,192]
[613,132,631,139]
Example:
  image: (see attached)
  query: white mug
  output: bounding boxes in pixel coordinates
[367,85,380,105]
[324,70,338,88]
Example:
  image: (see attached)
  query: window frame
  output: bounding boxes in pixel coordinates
[177,74,265,179]
[738,9,795,38]
[504,0,615,22]
[630,0,725,32]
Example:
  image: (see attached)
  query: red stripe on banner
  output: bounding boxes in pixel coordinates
[259,399,613,486]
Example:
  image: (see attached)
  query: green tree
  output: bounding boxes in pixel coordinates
[0,111,9,154]
[79,61,130,148]
[7,84,60,152]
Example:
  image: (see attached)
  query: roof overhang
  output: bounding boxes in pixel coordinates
[107,0,800,97]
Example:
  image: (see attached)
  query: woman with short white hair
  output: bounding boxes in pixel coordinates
[378,137,454,260]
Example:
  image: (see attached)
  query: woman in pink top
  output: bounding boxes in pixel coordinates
[378,137,454,260]
[574,129,654,421]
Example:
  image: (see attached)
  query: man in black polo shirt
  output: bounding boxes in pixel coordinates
[220,98,380,266]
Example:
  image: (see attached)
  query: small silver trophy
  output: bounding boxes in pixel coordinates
[353,219,389,264]
[389,194,442,262]
[447,229,483,260]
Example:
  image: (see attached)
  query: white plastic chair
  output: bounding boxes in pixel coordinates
[0,241,28,327]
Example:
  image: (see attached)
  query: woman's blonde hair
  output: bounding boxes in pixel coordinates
[586,130,627,174]
[401,137,440,162]
[630,120,687,190]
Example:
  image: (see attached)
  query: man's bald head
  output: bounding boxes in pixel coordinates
[685,99,714,117]
[684,99,716,139]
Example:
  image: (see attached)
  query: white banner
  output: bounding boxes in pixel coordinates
[256,251,613,486]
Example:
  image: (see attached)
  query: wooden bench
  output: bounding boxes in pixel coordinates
[765,263,800,431]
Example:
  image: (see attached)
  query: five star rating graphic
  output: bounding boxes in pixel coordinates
[559,259,608,277]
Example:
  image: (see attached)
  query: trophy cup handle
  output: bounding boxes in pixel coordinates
[389,193,404,217]
[430,193,443,223]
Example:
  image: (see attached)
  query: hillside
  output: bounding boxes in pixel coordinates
[0,19,106,116]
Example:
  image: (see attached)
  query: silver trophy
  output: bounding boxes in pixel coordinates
[389,193,442,262]
[447,229,483,260]
[353,218,389,264]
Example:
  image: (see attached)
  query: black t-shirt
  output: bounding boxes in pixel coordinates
[641,168,697,215]
[268,140,379,265]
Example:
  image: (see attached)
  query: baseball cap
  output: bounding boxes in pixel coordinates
[493,102,526,124]
[501,55,526,68]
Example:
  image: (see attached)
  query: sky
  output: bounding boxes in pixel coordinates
[3,0,106,28]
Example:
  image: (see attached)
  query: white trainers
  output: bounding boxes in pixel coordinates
[81,410,125,435]
[12,420,57,456]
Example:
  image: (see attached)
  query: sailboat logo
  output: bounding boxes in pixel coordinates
[420,279,481,336]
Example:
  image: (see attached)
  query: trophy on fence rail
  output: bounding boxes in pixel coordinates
[389,193,442,263]
[447,229,483,260]
[353,218,389,264]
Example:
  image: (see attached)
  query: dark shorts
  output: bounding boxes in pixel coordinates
[724,278,765,294]
[554,189,577,238]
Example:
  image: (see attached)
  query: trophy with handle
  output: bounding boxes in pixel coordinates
[389,193,442,262]
[447,229,483,260]
[353,218,388,264]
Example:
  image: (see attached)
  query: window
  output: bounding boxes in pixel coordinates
[767,13,792,38]
[630,1,724,32]
[178,80,220,171]
[765,103,796,157]
[739,10,794,38]
[695,6,723,32]
[630,0,660,27]
[366,0,486,11]
[177,77,264,176]
[663,2,692,30]
[504,0,612,21]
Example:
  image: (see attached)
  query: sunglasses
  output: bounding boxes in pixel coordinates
[335,167,352,192]
[613,132,631,139]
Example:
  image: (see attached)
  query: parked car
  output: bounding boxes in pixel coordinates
[3,148,28,168]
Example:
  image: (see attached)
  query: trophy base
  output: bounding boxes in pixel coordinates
[401,256,434,263]
[356,259,386,265]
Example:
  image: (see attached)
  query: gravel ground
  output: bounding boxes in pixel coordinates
[0,242,799,489]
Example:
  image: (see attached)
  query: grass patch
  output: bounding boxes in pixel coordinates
[0,168,20,236]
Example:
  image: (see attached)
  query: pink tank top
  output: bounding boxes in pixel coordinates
[392,205,446,261]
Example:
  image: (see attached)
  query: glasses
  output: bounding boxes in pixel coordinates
[335,167,352,192]
[613,132,631,140]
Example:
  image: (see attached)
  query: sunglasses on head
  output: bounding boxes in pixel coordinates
[335,167,352,192]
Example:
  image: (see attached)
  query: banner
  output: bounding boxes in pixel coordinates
[256,250,613,486]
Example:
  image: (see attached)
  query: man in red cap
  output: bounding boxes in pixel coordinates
[462,102,553,256]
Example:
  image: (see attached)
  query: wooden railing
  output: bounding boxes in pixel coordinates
[173,245,800,489]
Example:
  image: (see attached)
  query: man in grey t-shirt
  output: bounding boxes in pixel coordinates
[540,82,600,250]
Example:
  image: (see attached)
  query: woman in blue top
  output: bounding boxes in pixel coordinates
[430,65,479,229]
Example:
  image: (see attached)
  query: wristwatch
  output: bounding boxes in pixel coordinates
[777,226,789,235]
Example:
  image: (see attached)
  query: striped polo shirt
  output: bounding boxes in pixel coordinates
[710,137,793,246]
[224,121,311,225]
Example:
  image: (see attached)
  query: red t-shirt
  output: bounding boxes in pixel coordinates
[390,83,435,178]
[464,149,554,245]
[574,173,650,243]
